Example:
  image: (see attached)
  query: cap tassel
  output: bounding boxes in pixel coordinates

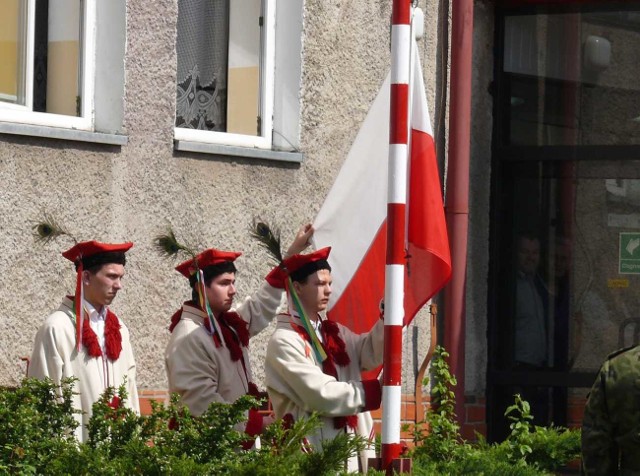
[197,269,223,347]
[74,260,84,352]
[286,277,327,362]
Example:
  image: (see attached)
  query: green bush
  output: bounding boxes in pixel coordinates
[0,378,367,475]
[410,346,581,476]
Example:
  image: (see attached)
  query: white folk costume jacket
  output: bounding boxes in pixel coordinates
[165,281,282,416]
[28,296,139,442]
[265,313,384,473]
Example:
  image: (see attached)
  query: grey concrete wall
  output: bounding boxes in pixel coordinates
[464,0,494,397]
[0,0,469,395]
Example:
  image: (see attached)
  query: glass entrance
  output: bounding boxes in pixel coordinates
[488,1,640,441]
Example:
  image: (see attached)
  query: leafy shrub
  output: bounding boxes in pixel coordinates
[0,377,79,474]
[0,378,367,475]
[410,346,581,476]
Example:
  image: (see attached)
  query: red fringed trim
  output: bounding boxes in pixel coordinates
[245,408,263,437]
[334,414,358,431]
[322,355,338,379]
[221,312,250,347]
[247,382,260,398]
[282,413,295,430]
[105,310,122,361]
[109,395,121,409]
[217,311,250,362]
[82,319,102,358]
[321,320,350,367]
[168,308,183,333]
[74,297,123,361]
[168,417,179,431]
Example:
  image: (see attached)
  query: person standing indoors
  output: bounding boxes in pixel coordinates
[163,224,313,439]
[264,247,384,473]
[29,239,139,442]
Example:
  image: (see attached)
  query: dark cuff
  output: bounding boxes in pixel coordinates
[265,266,287,289]
[361,379,382,412]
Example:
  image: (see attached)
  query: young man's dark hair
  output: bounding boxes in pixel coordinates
[189,261,238,302]
[75,251,127,273]
[290,260,331,284]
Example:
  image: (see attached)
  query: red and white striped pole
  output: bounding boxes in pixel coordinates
[381,0,411,469]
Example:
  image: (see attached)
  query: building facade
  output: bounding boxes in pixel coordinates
[1,0,640,443]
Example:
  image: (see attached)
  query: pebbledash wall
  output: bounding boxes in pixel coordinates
[0,0,497,443]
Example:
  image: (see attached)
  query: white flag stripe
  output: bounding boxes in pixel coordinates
[411,52,433,135]
[312,74,391,305]
[391,25,411,84]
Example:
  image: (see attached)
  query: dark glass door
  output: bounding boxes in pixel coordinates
[488,1,640,441]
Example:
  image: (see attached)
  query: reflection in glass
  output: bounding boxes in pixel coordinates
[503,11,640,146]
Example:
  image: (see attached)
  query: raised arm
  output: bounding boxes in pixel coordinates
[239,223,315,335]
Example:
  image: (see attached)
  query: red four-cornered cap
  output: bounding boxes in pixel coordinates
[282,247,331,274]
[175,248,242,278]
[61,240,133,263]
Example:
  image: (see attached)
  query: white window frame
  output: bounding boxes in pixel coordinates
[173,0,277,150]
[0,0,96,131]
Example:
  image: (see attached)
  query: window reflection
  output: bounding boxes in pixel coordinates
[503,11,640,146]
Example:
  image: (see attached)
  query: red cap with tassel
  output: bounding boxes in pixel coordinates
[62,241,133,351]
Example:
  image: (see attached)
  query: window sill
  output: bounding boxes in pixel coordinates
[0,122,127,146]
[174,139,303,164]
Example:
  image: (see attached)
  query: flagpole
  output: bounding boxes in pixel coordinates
[381,0,411,469]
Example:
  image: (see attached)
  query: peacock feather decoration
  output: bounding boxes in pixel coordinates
[250,218,283,264]
[32,212,76,244]
[249,218,327,363]
[154,227,197,261]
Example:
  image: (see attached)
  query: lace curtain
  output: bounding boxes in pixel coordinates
[175,0,229,131]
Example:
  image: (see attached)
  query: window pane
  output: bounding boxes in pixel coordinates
[41,0,82,116]
[0,0,27,105]
[502,160,640,371]
[502,9,640,146]
[175,0,263,136]
[176,0,230,132]
[227,0,261,136]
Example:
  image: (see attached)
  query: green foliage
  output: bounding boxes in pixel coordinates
[410,346,581,476]
[412,346,462,463]
[0,379,368,475]
[503,394,582,473]
[0,378,79,474]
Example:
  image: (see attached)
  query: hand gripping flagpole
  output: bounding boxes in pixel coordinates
[381,0,411,469]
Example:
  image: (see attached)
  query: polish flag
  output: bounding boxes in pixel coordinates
[313,42,451,335]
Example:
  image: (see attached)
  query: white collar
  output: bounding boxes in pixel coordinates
[83,300,107,321]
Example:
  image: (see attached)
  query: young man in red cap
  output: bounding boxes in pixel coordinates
[28,240,139,442]
[264,247,384,472]
[164,225,313,434]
